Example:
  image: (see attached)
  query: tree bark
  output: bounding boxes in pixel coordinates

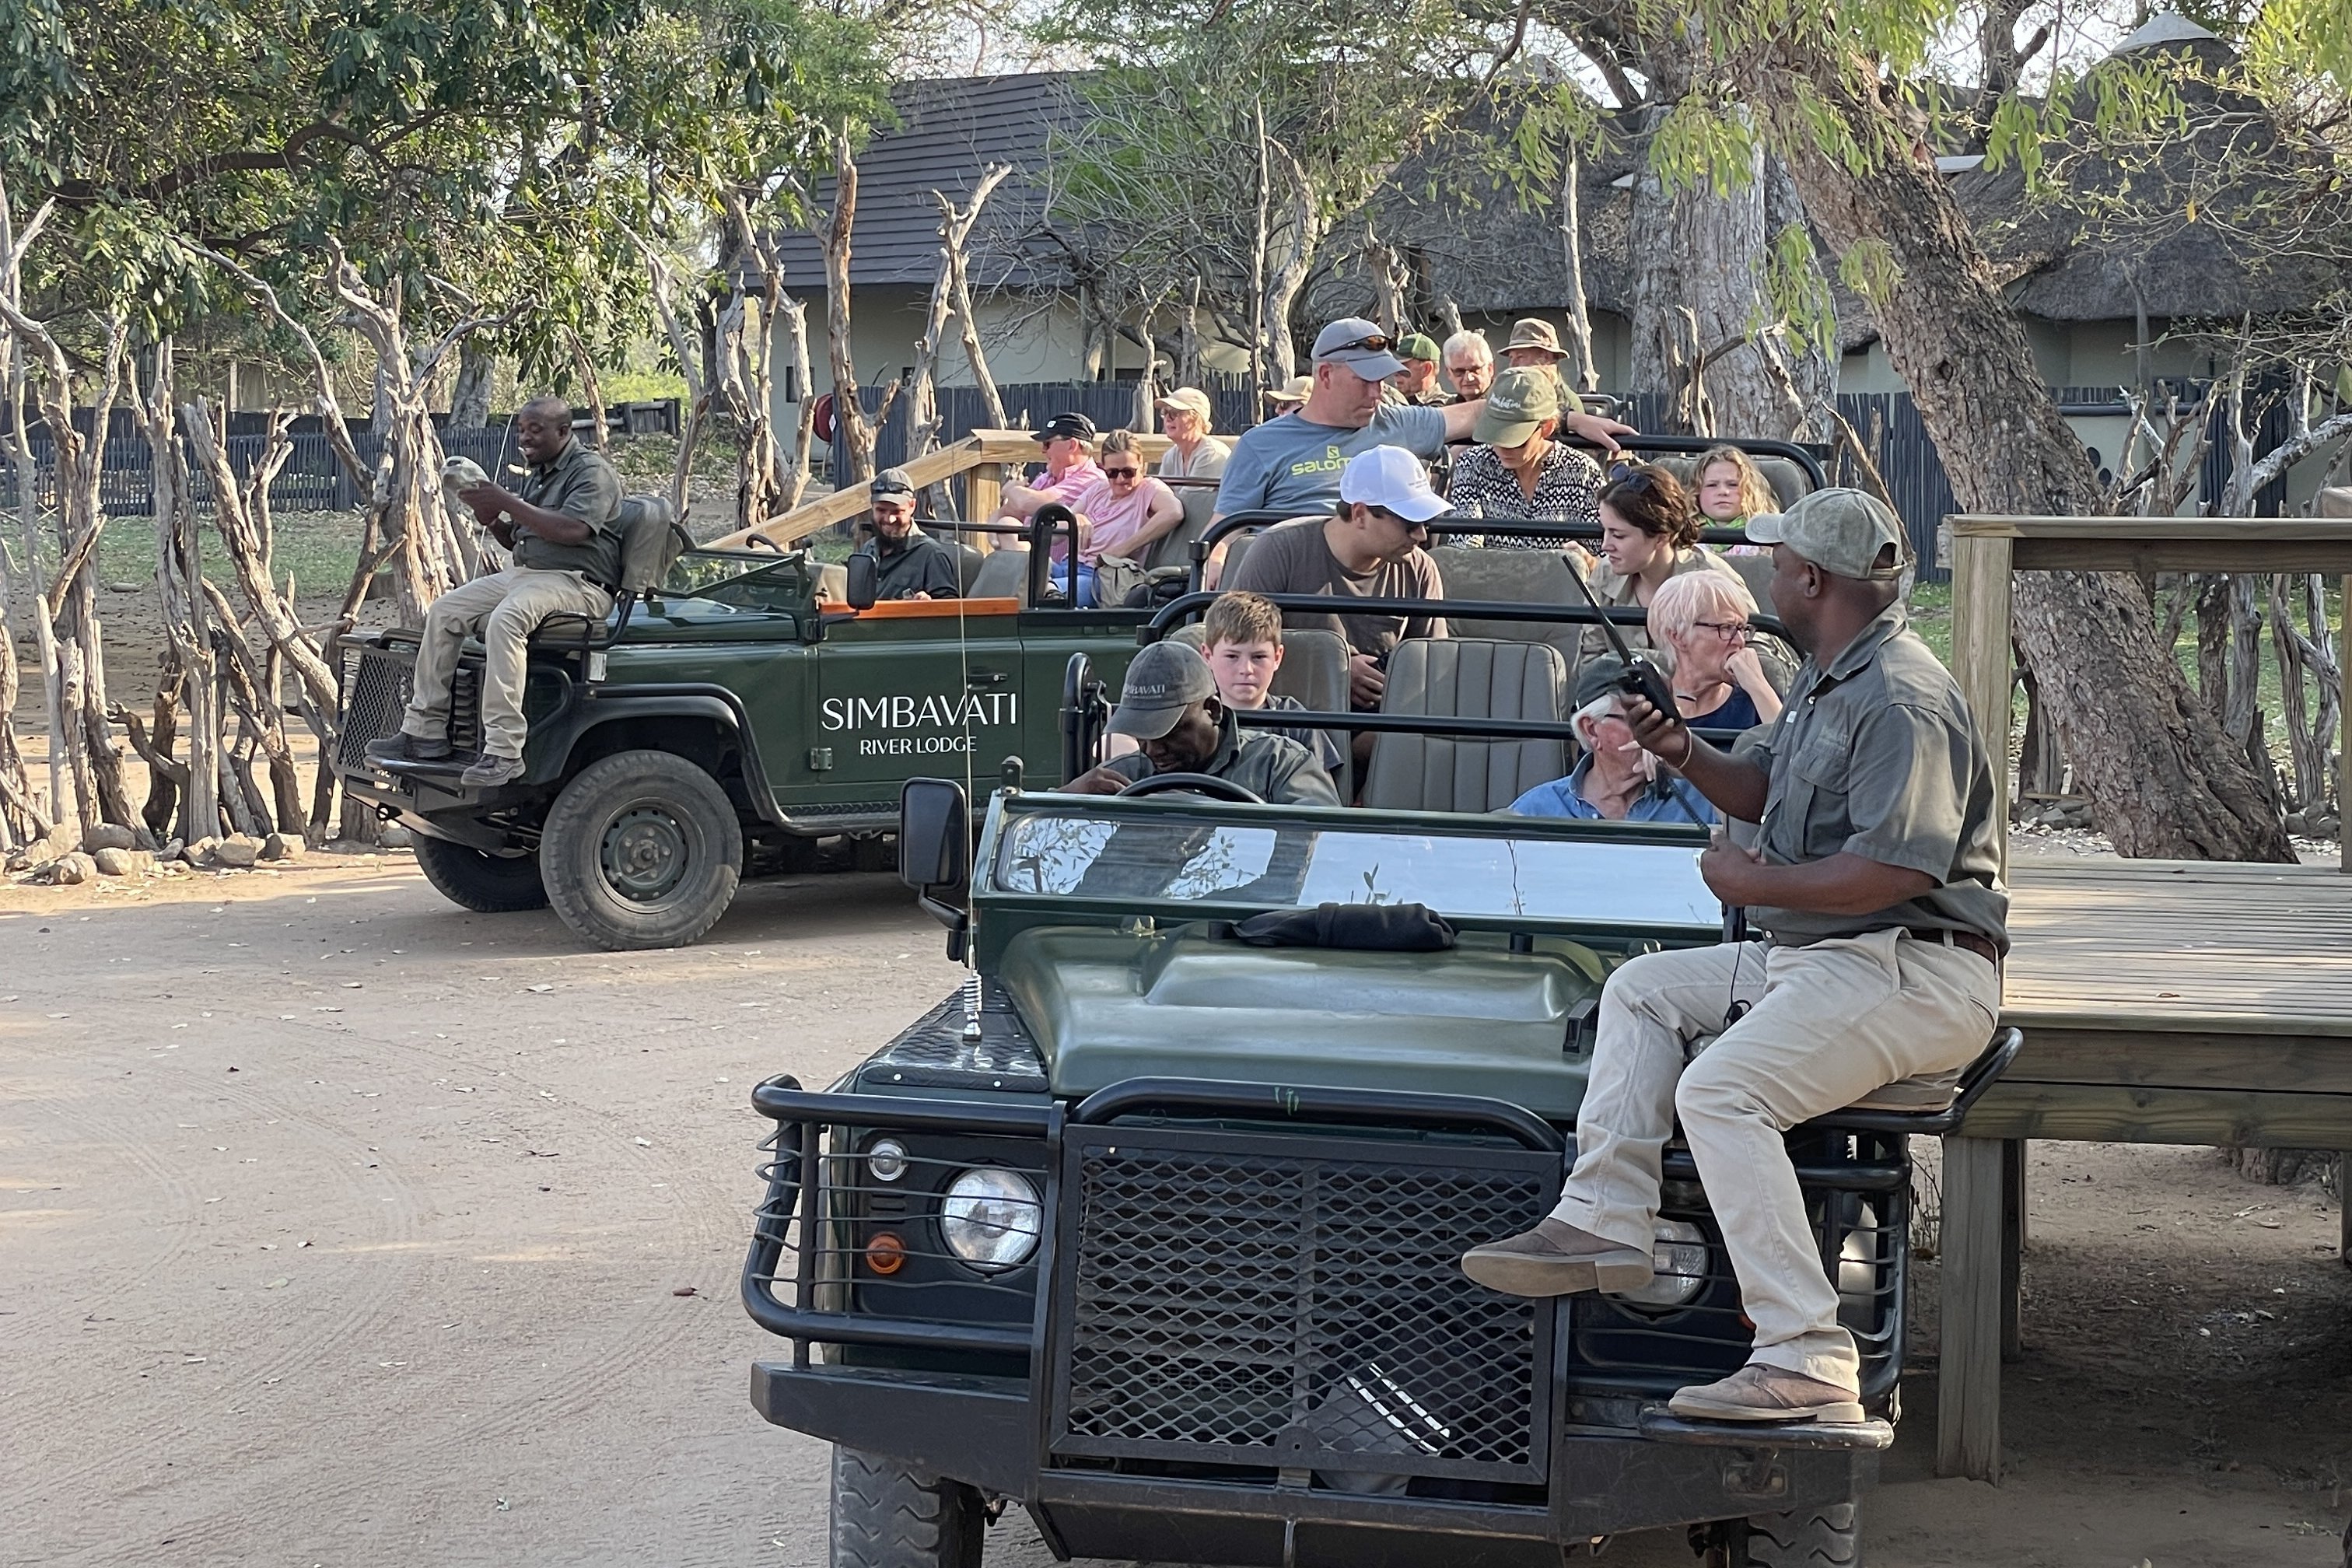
[565,329,610,453]
[1762,54,2295,861]
[135,338,221,842]
[449,345,495,429]
[1257,142,1319,385]
[816,131,881,484]
[1559,151,1600,396]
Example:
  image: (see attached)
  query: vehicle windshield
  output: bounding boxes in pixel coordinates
[991,807,1717,930]
[660,548,809,608]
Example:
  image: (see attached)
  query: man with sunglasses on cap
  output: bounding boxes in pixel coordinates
[1211,317,1633,532]
[1461,488,2007,1430]
[1063,640,1339,807]
[999,411,1105,522]
[855,467,961,600]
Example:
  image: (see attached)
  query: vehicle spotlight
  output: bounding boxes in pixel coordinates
[864,1137,909,1183]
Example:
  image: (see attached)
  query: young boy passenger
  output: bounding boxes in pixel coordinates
[1107,593,1346,784]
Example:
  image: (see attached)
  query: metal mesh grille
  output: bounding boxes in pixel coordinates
[336,646,412,769]
[1052,1129,1556,1486]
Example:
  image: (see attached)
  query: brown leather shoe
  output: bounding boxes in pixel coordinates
[1667,1363,1865,1424]
[1460,1218,1654,1298]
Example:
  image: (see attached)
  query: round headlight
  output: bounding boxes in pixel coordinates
[865,1138,908,1183]
[940,1168,1041,1272]
[1608,1219,1710,1311]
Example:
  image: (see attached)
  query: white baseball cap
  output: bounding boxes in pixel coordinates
[1339,445,1445,524]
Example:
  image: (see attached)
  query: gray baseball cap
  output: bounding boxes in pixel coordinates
[1746,488,1909,580]
[870,467,916,502]
[1311,317,1406,380]
[1472,366,1563,446]
[1107,641,1218,740]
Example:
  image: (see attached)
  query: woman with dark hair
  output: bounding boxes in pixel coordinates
[1575,463,1740,666]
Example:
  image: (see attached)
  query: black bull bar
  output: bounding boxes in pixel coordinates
[742,1074,1888,1552]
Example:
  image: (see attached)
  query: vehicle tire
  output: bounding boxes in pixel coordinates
[828,1446,985,1568]
[540,749,743,950]
[411,835,549,912]
[1738,1501,1860,1567]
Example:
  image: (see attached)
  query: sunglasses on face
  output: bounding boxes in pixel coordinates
[1605,463,1655,487]
[1102,466,1139,478]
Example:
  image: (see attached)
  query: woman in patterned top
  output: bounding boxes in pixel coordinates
[1445,366,1605,555]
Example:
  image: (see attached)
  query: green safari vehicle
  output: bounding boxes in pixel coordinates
[332,512,1147,950]
[740,550,2021,1568]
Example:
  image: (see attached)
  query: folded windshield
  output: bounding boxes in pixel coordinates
[992,812,1717,929]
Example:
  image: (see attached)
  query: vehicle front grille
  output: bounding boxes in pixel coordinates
[1049,1126,1559,1487]
[337,641,481,768]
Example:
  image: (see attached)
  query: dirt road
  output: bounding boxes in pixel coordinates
[4,856,2347,1567]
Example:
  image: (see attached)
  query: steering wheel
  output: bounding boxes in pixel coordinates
[743,534,782,553]
[1115,772,1264,804]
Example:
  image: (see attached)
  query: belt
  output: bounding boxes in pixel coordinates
[1906,926,2002,966]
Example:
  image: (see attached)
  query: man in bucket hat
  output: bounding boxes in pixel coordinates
[1462,488,2007,1429]
[1062,640,1339,806]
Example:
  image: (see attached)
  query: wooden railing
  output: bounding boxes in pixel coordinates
[709,429,1177,551]
[1948,513,2352,874]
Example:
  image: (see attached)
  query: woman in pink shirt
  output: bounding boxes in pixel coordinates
[1055,431,1183,605]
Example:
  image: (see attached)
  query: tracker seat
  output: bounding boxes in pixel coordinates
[1361,638,1568,814]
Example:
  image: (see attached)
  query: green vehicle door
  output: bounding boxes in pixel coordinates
[798,601,1033,806]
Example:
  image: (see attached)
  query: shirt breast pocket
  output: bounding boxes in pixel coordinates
[1789,725,1854,857]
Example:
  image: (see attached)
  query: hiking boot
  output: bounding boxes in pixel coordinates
[1461,1218,1654,1298]
[459,751,527,788]
[1667,1363,1865,1425]
[366,731,452,765]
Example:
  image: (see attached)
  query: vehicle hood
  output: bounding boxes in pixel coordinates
[994,926,1597,1121]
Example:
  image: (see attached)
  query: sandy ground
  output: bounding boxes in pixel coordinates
[3,855,2349,1568]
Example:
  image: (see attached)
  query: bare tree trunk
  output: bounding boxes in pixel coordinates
[1559,150,1600,396]
[0,187,56,842]
[1762,54,2295,861]
[1257,143,1318,386]
[945,212,1006,431]
[565,330,610,453]
[1763,156,1838,439]
[134,338,220,842]
[449,345,496,429]
[908,166,1016,467]
[811,130,883,483]
[639,240,711,520]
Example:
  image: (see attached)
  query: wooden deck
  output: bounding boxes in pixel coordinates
[1934,856,2352,1483]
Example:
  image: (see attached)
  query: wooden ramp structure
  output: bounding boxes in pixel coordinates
[1938,515,2352,1483]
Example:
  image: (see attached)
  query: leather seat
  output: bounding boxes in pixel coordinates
[965,550,1030,603]
[952,541,985,594]
[1429,546,1586,672]
[1362,639,1568,814]
[1650,453,1815,511]
[1145,485,1219,573]
[531,492,684,645]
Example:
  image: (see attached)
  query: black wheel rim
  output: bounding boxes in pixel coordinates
[598,803,693,903]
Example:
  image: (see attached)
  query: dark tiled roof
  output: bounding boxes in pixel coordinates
[768,72,1085,290]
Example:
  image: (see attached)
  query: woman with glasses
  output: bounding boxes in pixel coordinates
[1646,570,1785,734]
[1055,430,1183,606]
[1577,463,1742,667]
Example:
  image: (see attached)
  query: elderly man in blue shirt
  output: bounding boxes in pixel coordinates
[1508,658,1714,824]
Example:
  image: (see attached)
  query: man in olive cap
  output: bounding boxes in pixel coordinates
[855,467,961,600]
[1064,641,1339,806]
[1463,488,2007,1429]
[1383,333,1447,406]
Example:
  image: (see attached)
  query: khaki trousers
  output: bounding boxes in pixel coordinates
[1552,930,2000,1390]
[401,568,612,759]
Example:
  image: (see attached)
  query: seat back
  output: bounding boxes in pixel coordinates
[1720,550,1776,608]
[953,541,985,594]
[1269,627,1349,715]
[1428,546,1585,671]
[967,550,1030,604]
[615,494,684,597]
[1362,639,1569,814]
[1146,485,1220,573]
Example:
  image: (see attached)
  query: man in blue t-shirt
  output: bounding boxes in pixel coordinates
[1210,317,1634,581]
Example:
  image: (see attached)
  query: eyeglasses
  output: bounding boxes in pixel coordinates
[1695,619,1752,642]
[1102,466,1139,478]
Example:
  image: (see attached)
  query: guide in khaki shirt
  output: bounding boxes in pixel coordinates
[1458,488,2010,1427]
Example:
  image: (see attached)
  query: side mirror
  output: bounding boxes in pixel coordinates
[844,551,880,611]
[900,778,972,957]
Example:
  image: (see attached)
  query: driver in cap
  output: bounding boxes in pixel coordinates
[1064,641,1339,807]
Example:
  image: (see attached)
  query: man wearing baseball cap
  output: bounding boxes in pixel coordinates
[852,467,961,600]
[1381,332,1447,406]
[1464,487,2007,1430]
[998,411,1104,523]
[1063,640,1339,806]
[1227,445,1448,718]
[1213,316,1633,527]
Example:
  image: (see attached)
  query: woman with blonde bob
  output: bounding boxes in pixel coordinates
[1646,569,1785,733]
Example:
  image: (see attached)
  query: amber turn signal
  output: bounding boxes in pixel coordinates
[865,1231,907,1275]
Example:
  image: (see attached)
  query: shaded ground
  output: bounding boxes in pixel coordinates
[2,856,2347,1568]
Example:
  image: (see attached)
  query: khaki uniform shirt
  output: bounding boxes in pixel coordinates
[1102,708,1340,807]
[512,438,624,588]
[1741,603,2009,952]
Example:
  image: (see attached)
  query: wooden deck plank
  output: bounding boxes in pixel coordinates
[1961,1083,2352,1146]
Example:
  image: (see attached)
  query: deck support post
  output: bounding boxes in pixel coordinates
[2000,1138,2026,1360]
[1948,531,2015,878]
[1937,1133,2004,1482]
